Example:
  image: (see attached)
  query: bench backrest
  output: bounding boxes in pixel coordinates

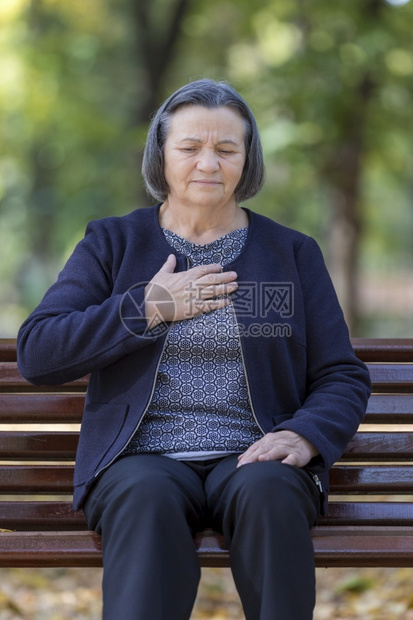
[1,338,413,532]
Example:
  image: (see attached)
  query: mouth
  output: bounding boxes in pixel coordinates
[192,180,221,186]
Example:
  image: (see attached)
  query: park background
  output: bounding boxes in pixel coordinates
[0,0,412,618]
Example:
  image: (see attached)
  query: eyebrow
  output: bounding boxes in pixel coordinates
[179,137,240,145]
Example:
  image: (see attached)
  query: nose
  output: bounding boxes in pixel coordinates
[197,148,219,172]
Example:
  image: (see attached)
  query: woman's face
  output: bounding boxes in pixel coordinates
[163,105,246,210]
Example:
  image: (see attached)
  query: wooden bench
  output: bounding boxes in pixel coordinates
[0,337,412,568]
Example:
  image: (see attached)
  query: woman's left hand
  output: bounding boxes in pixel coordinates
[237,430,318,468]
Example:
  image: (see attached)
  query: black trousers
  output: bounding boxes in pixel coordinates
[83,453,320,620]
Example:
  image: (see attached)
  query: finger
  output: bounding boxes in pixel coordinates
[251,437,293,462]
[193,296,232,315]
[197,270,238,286]
[158,254,177,273]
[199,281,238,299]
[240,437,267,457]
[190,263,224,278]
[240,442,260,457]
[281,452,307,467]
[237,454,262,467]
[281,453,299,466]
[237,443,265,466]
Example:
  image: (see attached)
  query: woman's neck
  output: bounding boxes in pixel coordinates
[158,201,248,245]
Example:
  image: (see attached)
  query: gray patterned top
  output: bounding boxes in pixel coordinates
[122,227,263,461]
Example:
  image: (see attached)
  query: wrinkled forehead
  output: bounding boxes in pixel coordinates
[162,104,248,144]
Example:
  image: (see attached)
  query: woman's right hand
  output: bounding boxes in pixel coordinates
[144,254,238,328]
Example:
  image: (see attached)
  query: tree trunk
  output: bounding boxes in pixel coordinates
[130,0,193,202]
[324,76,376,335]
[321,0,383,334]
[131,0,193,122]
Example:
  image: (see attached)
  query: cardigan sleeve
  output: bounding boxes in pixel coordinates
[17,219,162,386]
[275,236,371,471]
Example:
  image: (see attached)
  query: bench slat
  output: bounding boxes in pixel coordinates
[366,364,413,392]
[0,531,102,568]
[0,363,88,393]
[0,528,413,568]
[0,465,74,493]
[329,465,413,493]
[312,526,413,568]
[2,362,413,393]
[342,432,413,460]
[0,502,87,530]
[2,338,412,363]
[0,432,78,459]
[1,430,411,461]
[1,393,412,425]
[365,393,413,421]
[1,465,412,494]
[352,338,413,363]
[321,501,413,526]
[1,501,412,531]
[0,394,84,423]
[0,340,17,362]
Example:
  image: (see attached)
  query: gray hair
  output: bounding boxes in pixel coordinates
[142,78,265,203]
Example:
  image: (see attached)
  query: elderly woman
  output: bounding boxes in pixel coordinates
[17,79,371,620]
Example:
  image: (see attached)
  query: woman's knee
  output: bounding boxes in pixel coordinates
[85,455,205,531]
[225,461,319,525]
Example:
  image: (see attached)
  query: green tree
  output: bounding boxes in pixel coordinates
[1,0,412,336]
[175,0,413,333]
[0,0,194,333]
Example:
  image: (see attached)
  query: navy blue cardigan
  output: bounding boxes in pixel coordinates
[17,205,371,511]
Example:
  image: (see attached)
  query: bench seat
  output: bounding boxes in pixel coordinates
[1,338,412,569]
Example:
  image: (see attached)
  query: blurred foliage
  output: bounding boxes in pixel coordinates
[1,565,413,619]
[0,0,412,336]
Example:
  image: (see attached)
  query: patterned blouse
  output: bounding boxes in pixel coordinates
[122,227,263,461]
